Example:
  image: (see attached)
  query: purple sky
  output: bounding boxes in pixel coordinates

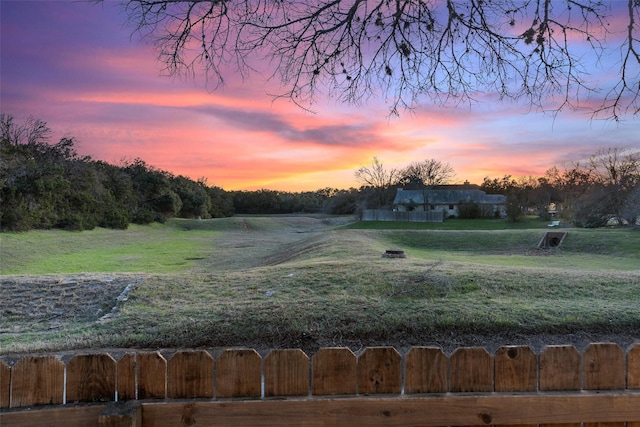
[1,1,638,191]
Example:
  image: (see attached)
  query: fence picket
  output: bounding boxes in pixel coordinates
[1,358,10,408]
[66,353,116,403]
[312,347,357,396]
[216,349,261,398]
[494,346,537,427]
[448,348,492,427]
[10,355,64,407]
[357,347,402,395]
[539,345,581,391]
[138,352,167,399]
[583,343,626,427]
[404,347,447,394]
[494,346,537,392]
[628,343,640,389]
[5,343,640,426]
[117,353,136,401]
[264,349,309,397]
[584,343,625,390]
[167,350,213,399]
[449,347,492,392]
[539,345,581,427]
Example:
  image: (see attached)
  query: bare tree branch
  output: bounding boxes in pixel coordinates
[107,0,640,119]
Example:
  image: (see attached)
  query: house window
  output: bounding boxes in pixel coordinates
[449,204,454,210]
[430,205,435,210]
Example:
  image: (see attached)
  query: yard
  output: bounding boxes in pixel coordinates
[1,215,639,355]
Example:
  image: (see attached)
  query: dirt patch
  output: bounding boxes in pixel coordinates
[0,275,139,334]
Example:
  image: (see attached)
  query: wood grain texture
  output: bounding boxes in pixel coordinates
[357,347,402,395]
[582,344,627,427]
[1,358,10,408]
[449,347,492,392]
[139,393,640,427]
[494,346,537,392]
[117,354,136,401]
[404,347,447,394]
[311,347,357,396]
[66,353,117,403]
[10,355,64,407]
[216,349,261,398]
[166,350,213,399]
[98,401,142,427]
[2,405,108,427]
[539,345,581,391]
[137,352,167,399]
[626,343,640,389]
[264,349,309,397]
[494,346,537,427]
[583,343,625,390]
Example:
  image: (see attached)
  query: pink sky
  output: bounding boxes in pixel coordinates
[1,1,637,191]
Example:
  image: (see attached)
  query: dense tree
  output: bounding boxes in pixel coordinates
[544,148,640,226]
[322,188,359,215]
[587,147,640,224]
[207,185,235,217]
[108,0,640,119]
[1,114,236,231]
[122,159,182,222]
[1,115,72,230]
[480,175,525,222]
[620,184,640,227]
[173,176,211,218]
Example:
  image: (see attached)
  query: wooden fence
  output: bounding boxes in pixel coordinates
[362,209,445,222]
[2,343,640,426]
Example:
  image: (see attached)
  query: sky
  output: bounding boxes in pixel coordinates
[1,1,638,192]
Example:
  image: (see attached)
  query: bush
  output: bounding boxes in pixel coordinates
[457,202,480,219]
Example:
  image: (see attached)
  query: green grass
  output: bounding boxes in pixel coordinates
[1,215,639,354]
[343,216,552,230]
[0,223,219,274]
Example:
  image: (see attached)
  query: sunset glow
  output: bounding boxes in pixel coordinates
[1,1,637,191]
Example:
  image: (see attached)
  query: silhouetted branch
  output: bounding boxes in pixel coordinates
[108,0,640,119]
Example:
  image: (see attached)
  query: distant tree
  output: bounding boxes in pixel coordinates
[1,115,70,230]
[587,147,640,224]
[398,159,455,187]
[122,158,182,223]
[530,176,562,220]
[207,185,235,217]
[480,175,523,222]
[172,176,211,218]
[108,0,640,119]
[620,184,640,227]
[546,147,639,226]
[322,188,358,215]
[1,113,238,231]
[0,113,51,146]
[571,186,611,228]
[354,157,399,208]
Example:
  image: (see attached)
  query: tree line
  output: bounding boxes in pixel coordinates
[352,150,640,227]
[479,149,640,227]
[0,115,365,231]
[2,114,639,231]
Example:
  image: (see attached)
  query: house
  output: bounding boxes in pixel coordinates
[392,186,507,218]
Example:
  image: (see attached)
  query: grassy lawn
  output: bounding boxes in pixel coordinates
[1,215,639,354]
